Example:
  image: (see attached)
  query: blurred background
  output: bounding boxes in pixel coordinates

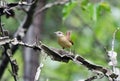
[1,0,120,81]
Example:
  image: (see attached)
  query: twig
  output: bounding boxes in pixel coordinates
[111,28,119,51]
[107,28,120,81]
[0,12,4,36]
[0,26,18,81]
[34,63,44,81]
[16,0,37,13]
[34,0,69,17]
[85,75,97,81]
[5,47,18,81]
[0,11,18,81]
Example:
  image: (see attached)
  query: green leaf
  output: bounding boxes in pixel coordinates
[62,1,77,21]
[80,0,89,10]
[99,2,111,11]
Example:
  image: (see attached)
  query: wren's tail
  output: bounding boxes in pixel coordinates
[66,31,74,45]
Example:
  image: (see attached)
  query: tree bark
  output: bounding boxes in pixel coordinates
[23,0,46,81]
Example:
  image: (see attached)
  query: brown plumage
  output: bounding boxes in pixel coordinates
[66,31,74,45]
[54,31,73,49]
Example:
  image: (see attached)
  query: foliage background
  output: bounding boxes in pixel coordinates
[1,0,120,81]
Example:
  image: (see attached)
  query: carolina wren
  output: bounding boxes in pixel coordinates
[54,31,73,49]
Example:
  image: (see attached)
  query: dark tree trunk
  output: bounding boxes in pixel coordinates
[23,0,46,81]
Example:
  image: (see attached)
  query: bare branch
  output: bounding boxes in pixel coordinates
[107,28,120,81]
[85,75,97,81]
[34,63,44,81]
[0,38,118,80]
[6,48,18,81]
[0,25,18,81]
[0,0,35,18]
[111,28,120,51]
[40,44,118,80]
[34,0,69,17]
[107,28,120,67]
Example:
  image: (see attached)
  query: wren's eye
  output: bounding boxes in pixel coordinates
[58,32,61,34]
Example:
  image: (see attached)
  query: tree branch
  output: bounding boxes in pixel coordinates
[0,38,118,80]
[34,0,69,17]
[3,44,18,81]
[85,75,97,81]
[107,28,120,81]
[0,13,18,81]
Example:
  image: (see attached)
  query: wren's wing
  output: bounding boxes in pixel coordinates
[66,31,74,45]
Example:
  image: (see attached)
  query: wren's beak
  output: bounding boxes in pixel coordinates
[54,32,57,34]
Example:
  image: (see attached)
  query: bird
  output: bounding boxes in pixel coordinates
[54,31,73,49]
